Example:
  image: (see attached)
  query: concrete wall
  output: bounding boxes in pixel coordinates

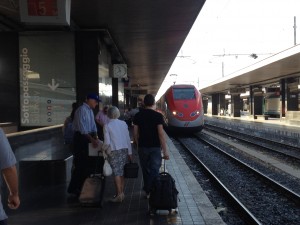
[0,32,19,124]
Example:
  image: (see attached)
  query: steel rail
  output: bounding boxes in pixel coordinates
[177,138,262,225]
[194,134,300,206]
[204,124,300,161]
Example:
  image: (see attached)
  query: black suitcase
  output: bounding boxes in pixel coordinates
[149,161,179,214]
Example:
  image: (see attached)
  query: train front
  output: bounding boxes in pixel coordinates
[165,85,204,132]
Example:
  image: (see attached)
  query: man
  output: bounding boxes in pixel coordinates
[67,93,101,196]
[133,94,169,197]
[0,128,20,225]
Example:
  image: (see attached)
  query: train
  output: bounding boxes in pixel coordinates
[157,84,204,132]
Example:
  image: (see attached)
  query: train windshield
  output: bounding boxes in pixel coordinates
[173,88,196,100]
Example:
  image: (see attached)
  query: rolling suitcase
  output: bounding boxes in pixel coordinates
[79,174,105,206]
[79,152,105,207]
[149,160,179,215]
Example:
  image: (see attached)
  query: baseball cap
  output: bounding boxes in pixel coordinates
[87,93,101,102]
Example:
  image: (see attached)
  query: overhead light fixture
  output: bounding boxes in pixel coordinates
[26,71,40,79]
[240,91,250,97]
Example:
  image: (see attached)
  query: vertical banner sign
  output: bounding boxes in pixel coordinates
[19,33,76,126]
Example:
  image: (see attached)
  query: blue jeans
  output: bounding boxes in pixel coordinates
[138,147,162,193]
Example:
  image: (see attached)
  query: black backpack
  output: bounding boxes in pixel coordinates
[149,172,179,212]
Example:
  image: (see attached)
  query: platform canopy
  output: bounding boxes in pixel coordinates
[200,45,300,95]
[0,0,205,95]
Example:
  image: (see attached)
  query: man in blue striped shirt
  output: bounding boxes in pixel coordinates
[0,128,20,225]
[68,93,101,196]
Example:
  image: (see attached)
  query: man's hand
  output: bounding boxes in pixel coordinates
[91,138,99,148]
[2,166,20,210]
[8,193,20,209]
[162,152,170,160]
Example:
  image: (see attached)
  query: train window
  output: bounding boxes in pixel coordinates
[173,88,196,100]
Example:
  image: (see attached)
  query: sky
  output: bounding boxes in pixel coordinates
[155,0,300,100]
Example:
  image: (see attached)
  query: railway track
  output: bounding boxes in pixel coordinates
[177,135,300,225]
[204,124,300,162]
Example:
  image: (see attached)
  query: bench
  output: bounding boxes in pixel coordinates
[19,151,73,190]
[254,115,269,120]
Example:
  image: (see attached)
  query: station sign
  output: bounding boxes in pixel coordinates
[20,0,71,25]
[19,33,76,126]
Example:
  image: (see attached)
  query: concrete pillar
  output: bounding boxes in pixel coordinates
[212,94,218,115]
[0,33,19,124]
[280,79,286,117]
[203,98,208,114]
[250,86,254,115]
[112,78,119,107]
[287,78,298,111]
[219,94,226,115]
[125,90,131,108]
[75,32,99,103]
[231,94,243,117]
[253,95,263,115]
[212,93,225,115]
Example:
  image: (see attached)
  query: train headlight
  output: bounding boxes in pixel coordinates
[190,111,200,117]
[172,111,183,117]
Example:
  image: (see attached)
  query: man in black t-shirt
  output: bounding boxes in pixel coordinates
[133,94,169,196]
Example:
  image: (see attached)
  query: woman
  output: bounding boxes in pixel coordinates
[63,102,78,145]
[103,106,132,202]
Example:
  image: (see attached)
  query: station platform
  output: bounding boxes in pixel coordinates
[205,115,300,148]
[5,133,225,225]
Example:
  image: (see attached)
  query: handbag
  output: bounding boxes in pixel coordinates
[124,161,139,178]
[101,143,112,156]
[102,152,112,176]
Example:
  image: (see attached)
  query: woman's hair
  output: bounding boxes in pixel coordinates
[70,102,78,121]
[107,106,120,119]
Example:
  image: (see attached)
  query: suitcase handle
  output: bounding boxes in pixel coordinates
[162,158,166,172]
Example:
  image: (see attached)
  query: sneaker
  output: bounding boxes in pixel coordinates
[121,193,125,201]
[110,194,123,203]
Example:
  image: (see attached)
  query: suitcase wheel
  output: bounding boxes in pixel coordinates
[149,208,156,216]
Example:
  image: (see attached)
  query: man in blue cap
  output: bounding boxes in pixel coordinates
[67,93,101,196]
[0,128,20,225]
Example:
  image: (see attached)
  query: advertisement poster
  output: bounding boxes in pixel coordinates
[19,32,76,126]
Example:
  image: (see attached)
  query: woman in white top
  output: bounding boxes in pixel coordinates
[103,106,132,202]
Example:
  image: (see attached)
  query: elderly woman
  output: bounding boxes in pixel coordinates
[103,106,132,202]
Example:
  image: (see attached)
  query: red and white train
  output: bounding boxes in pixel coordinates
[157,84,204,132]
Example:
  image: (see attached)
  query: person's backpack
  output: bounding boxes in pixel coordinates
[64,120,74,144]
